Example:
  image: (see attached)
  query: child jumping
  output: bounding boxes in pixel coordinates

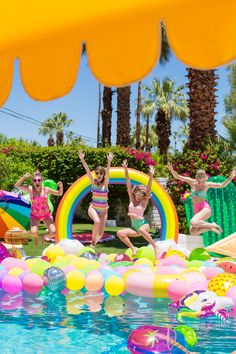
[15,170,63,244]
[79,151,113,247]
[117,160,159,259]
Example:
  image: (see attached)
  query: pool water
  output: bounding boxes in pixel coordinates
[0,290,235,354]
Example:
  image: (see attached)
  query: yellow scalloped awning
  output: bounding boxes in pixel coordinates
[0,0,235,105]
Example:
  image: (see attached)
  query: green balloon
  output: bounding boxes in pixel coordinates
[43,179,58,190]
[78,246,96,256]
[43,179,58,213]
[175,325,198,346]
[135,246,155,261]
[30,259,51,276]
[189,248,211,261]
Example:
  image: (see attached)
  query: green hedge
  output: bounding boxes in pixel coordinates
[0,145,156,221]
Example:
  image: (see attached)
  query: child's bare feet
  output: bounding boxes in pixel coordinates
[131,247,138,257]
[154,246,160,259]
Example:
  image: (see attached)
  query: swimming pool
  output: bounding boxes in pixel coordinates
[0,291,235,354]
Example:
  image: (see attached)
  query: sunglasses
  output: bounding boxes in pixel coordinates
[33,178,42,183]
[95,172,104,176]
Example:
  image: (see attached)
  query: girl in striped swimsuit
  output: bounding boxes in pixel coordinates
[79,151,113,247]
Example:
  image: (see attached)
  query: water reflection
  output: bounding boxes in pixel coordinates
[0,290,235,353]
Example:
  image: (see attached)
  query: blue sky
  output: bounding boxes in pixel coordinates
[0,54,233,147]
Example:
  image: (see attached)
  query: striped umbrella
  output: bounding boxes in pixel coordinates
[0,190,30,236]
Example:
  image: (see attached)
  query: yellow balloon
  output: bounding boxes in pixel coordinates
[134,258,153,268]
[107,254,118,262]
[8,267,24,277]
[45,245,65,262]
[71,257,89,270]
[66,270,85,291]
[105,275,125,296]
[66,292,85,314]
[64,255,77,263]
[25,258,38,269]
[104,296,125,317]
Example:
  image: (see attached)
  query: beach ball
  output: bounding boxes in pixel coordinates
[66,270,85,291]
[43,266,66,292]
[189,248,211,261]
[85,271,104,291]
[105,275,125,296]
[23,273,44,294]
[2,275,23,294]
[208,273,236,296]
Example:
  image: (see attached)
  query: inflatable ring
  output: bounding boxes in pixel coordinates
[124,269,185,298]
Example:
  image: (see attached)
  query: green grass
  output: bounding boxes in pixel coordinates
[23,223,151,257]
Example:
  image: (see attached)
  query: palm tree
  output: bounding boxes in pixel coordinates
[223,115,236,150]
[141,99,156,151]
[116,86,131,147]
[97,83,102,147]
[131,124,158,151]
[143,78,189,163]
[51,112,73,145]
[38,118,55,146]
[101,86,113,146]
[187,69,217,149]
[134,24,171,150]
[135,81,142,149]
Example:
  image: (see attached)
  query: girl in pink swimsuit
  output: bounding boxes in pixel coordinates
[167,164,236,236]
[79,151,113,248]
[15,170,63,244]
[117,160,159,259]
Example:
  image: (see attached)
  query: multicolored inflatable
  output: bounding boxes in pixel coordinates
[56,167,178,242]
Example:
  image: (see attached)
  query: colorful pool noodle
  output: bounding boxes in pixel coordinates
[55,167,178,242]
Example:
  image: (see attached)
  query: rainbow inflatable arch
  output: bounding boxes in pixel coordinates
[56,167,178,242]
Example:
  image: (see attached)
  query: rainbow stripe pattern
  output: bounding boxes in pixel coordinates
[56,167,178,242]
[91,184,108,214]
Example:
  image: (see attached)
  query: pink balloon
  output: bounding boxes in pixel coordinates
[167,280,190,301]
[23,273,44,294]
[188,280,208,292]
[2,275,23,293]
[183,271,207,284]
[226,286,236,311]
[162,255,186,268]
[62,265,77,274]
[1,257,28,271]
[0,294,23,310]
[155,266,178,275]
[85,271,104,292]
[202,267,223,280]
